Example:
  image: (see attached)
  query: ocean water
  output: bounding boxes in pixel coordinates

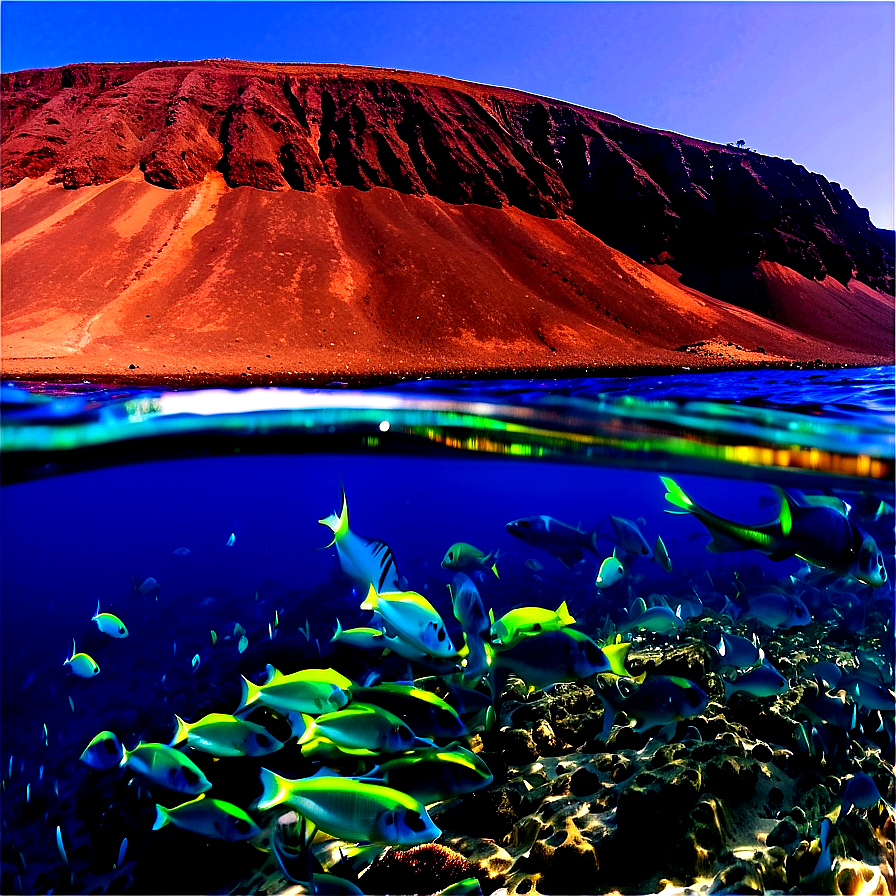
[1,366,894,896]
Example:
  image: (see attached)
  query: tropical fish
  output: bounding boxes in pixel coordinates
[237,666,352,716]
[122,743,212,794]
[524,559,545,571]
[441,543,500,578]
[350,684,467,740]
[92,601,128,638]
[169,712,284,757]
[153,794,261,840]
[835,674,895,713]
[297,703,429,755]
[360,743,493,805]
[361,585,456,658]
[710,630,764,674]
[330,620,387,653]
[449,573,490,681]
[489,601,576,648]
[79,730,125,769]
[599,675,709,736]
[736,588,811,629]
[661,477,887,587]
[626,598,683,634]
[504,515,601,568]
[319,490,403,593]
[133,576,159,598]
[64,639,100,678]
[489,628,611,698]
[838,772,883,818]
[595,551,625,589]
[172,547,192,557]
[608,515,654,559]
[654,535,672,572]
[722,661,789,699]
[255,770,440,846]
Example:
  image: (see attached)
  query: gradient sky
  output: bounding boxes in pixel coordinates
[2,2,893,229]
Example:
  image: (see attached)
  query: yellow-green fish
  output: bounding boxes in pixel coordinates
[237,665,351,716]
[255,770,440,845]
[362,585,456,658]
[297,703,428,755]
[330,620,387,652]
[441,543,500,578]
[91,601,128,638]
[153,794,261,840]
[350,684,467,739]
[122,743,212,794]
[489,601,575,648]
[169,713,284,757]
[64,639,99,678]
[79,730,125,769]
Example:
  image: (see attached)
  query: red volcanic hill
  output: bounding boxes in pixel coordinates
[1,60,893,383]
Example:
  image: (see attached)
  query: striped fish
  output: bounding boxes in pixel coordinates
[319,490,403,593]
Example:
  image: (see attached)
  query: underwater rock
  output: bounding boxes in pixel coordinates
[497,728,541,767]
[767,817,800,848]
[357,843,477,895]
[568,767,601,797]
[437,786,522,840]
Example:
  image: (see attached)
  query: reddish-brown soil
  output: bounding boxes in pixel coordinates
[2,61,893,384]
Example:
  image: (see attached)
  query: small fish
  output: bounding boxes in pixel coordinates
[711,630,764,673]
[330,619,387,652]
[599,674,710,736]
[595,551,625,589]
[122,743,212,794]
[835,674,895,713]
[736,588,811,629]
[210,630,217,645]
[298,703,428,755]
[172,547,192,557]
[361,585,456,659]
[238,635,249,654]
[319,489,403,593]
[661,477,887,587]
[116,837,128,868]
[64,639,100,678]
[350,684,466,739]
[237,666,351,716]
[608,515,654,559]
[56,825,69,868]
[255,770,440,846]
[524,559,545,571]
[489,601,576,648]
[133,576,159,598]
[92,601,128,638]
[43,722,48,746]
[226,533,236,547]
[722,661,789,699]
[268,623,274,641]
[441,543,500,578]
[505,515,601,568]
[627,598,682,634]
[154,794,261,840]
[360,743,493,805]
[839,772,883,818]
[653,535,672,572]
[489,628,612,699]
[191,654,200,670]
[169,713,283,758]
[449,573,490,681]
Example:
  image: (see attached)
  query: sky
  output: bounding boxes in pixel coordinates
[1,1,893,229]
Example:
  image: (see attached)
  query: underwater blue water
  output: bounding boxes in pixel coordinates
[0,366,893,895]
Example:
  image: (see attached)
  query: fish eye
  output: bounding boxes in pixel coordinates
[518,521,530,528]
[234,818,250,833]
[93,666,100,674]
[182,767,199,784]
[404,810,426,832]
[437,628,446,642]
[103,740,117,754]
[118,627,125,634]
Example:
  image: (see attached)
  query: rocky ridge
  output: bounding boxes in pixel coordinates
[3,60,893,306]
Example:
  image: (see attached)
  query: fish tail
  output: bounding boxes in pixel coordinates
[152,804,170,831]
[556,600,575,626]
[169,715,189,748]
[238,675,261,712]
[360,583,379,611]
[601,641,632,678]
[256,768,292,811]
[331,619,343,642]
[294,715,316,745]
[317,489,350,548]
[660,476,696,513]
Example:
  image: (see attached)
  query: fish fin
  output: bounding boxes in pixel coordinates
[491,561,499,579]
[772,486,794,537]
[255,768,290,811]
[706,531,749,553]
[488,608,495,626]
[317,490,350,548]
[152,804,171,831]
[294,714,316,744]
[660,476,695,512]
[556,600,575,626]
[169,715,189,748]
[94,599,101,619]
[360,584,378,611]
[238,675,261,712]
[331,619,343,642]
[264,664,283,685]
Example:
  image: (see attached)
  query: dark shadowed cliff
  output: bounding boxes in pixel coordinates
[1,60,893,382]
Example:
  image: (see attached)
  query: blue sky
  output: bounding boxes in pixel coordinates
[2,2,893,229]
